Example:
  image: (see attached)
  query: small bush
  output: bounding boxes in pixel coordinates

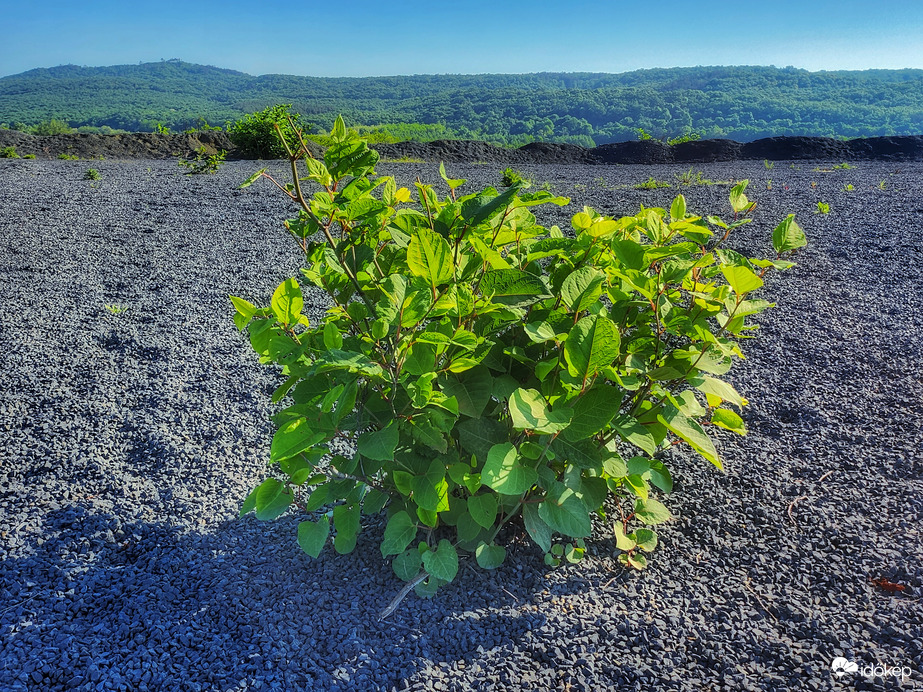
[500,167,532,189]
[57,153,79,160]
[84,168,100,180]
[816,201,830,214]
[231,117,806,603]
[31,119,72,136]
[634,176,671,190]
[0,146,20,158]
[226,104,305,159]
[179,147,227,175]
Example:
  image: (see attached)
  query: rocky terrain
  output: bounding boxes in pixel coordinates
[0,156,920,691]
[2,128,923,164]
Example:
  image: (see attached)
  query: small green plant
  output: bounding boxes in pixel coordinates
[878,180,887,190]
[383,156,426,163]
[595,176,607,188]
[666,131,702,146]
[843,183,854,192]
[634,176,671,190]
[155,122,172,135]
[833,162,854,170]
[763,160,775,170]
[636,128,653,141]
[500,167,532,189]
[179,147,227,175]
[539,181,553,193]
[816,201,830,214]
[23,154,35,159]
[766,179,772,190]
[84,168,100,181]
[231,117,806,604]
[226,104,305,159]
[31,119,72,135]
[57,153,79,160]
[674,169,713,186]
[104,304,128,314]
[0,146,20,158]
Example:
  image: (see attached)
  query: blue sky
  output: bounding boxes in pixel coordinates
[2,0,922,78]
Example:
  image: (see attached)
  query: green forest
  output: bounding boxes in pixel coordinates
[2,59,922,145]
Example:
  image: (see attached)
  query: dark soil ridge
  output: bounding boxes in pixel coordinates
[2,128,923,164]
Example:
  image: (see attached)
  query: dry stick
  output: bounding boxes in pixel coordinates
[740,573,779,623]
[378,571,428,621]
[817,470,834,483]
[787,495,808,525]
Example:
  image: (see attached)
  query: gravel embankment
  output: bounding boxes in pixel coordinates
[0,158,921,691]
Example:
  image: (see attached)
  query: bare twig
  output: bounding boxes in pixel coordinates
[787,495,808,525]
[740,573,779,623]
[817,470,834,483]
[378,571,428,620]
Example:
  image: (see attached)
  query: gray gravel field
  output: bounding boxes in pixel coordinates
[0,158,921,691]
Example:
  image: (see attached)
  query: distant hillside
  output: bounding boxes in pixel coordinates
[2,59,923,145]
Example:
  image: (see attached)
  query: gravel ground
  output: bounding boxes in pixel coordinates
[0,158,921,691]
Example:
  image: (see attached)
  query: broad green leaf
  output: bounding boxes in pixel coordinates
[551,436,602,471]
[633,528,659,552]
[688,374,748,409]
[254,478,293,521]
[633,498,672,525]
[524,321,556,343]
[393,548,423,582]
[457,418,507,465]
[561,267,606,313]
[625,474,649,499]
[772,214,807,255]
[467,493,498,529]
[325,138,379,180]
[721,265,763,296]
[461,185,519,226]
[271,278,303,326]
[611,415,657,456]
[475,542,507,569]
[538,487,592,538]
[439,162,466,191]
[482,442,537,495]
[270,418,325,463]
[564,315,621,381]
[565,385,626,438]
[440,367,492,418]
[362,487,389,515]
[407,227,454,288]
[509,388,572,434]
[240,487,258,517]
[480,268,550,307]
[522,503,553,552]
[297,517,329,558]
[333,503,360,554]
[712,408,747,435]
[670,194,687,221]
[229,295,258,331]
[381,511,417,557]
[357,421,399,461]
[422,539,459,582]
[658,404,722,469]
[412,459,450,513]
[323,321,343,350]
[613,521,636,551]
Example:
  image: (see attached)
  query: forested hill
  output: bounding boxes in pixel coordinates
[2,59,923,145]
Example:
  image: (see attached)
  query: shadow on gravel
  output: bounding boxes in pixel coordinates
[0,506,552,690]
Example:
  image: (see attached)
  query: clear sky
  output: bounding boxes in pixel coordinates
[2,0,922,78]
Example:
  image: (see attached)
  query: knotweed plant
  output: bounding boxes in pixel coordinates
[232,117,806,601]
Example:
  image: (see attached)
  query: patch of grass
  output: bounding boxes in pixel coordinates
[833,162,854,170]
[104,304,128,314]
[1,146,20,158]
[84,168,100,181]
[57,153,79,160]
[763,159,775,170]
[634,176,671,190]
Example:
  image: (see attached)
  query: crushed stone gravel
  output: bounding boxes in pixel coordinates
[0,158,921,691]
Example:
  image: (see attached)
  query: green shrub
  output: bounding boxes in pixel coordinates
[634,176,671,190]
[816,201,830,214]
[226,104,304,159]
[232,117,806,600]
[31,119,72,136]
[23,154,36,159]
[0,146,20,158]
[57,153,79,160]
[178,147,226,175]
[500,167,532,189]
[84,168,100,180]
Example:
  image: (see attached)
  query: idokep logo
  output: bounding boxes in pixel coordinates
[831,657,912,682]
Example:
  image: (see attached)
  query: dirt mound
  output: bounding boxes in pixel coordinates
[3,128,923,164]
